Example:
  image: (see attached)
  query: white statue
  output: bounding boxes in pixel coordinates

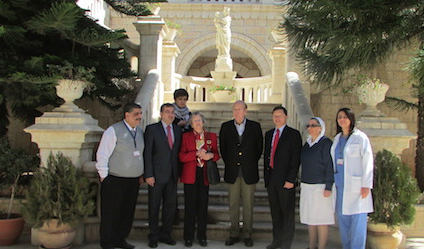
[214,7,231,58]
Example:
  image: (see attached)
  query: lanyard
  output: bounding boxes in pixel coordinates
[123,121,137,148]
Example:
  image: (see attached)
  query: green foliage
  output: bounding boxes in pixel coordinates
[209,85,236,93]
[370,149,420,228]
[0,0,136,136]
[282,0,424,192]
[0,136,39,219]
[104,0,167,16]
[22,152,94,228]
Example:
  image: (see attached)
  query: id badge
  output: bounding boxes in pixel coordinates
[133,151,140,157]
[337,158,344,166]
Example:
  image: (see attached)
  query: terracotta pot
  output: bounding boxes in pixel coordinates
[38,219,76,249]
[0,214,25,245]
[367,223,403,249]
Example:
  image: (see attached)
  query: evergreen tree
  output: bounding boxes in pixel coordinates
[283,0,424,191]
[0,0,160,136]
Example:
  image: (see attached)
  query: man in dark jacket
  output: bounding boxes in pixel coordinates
[264,106,302,249]
[219,100,263,247]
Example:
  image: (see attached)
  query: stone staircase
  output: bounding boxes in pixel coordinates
[130,102,340,244]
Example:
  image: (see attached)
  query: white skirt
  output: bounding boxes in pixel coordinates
[300,182,335,225]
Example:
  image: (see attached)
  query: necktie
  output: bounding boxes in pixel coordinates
[270,128,280,168]
[167,125,173,149]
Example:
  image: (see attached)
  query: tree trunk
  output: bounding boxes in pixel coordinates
[416,92,424,192]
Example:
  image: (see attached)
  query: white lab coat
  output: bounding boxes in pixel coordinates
[330,128,374,215]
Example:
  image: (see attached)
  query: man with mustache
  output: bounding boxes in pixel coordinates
[96,103,145,249]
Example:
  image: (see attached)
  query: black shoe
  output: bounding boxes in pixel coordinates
[244,238,253,247]
[115,241,135,249]
[102,246,115,249]
[148,240,158,248]
[225,237,239,246]
[185,240,193,247]
[266,243,280,249]
[159,237,177,245]
[199,240,207,247]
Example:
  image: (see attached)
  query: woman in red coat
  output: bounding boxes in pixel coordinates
[179,111,220,247]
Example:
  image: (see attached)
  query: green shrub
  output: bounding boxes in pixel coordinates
[369,149,420,228]
[22,152,94,228]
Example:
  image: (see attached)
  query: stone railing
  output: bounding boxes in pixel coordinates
[135,69,161,128]
[285,72,313,141]
[177,74,273,103]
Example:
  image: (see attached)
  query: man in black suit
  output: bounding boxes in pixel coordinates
[219,100,263,247]
[144,103,182,248]
[264,106,302,249]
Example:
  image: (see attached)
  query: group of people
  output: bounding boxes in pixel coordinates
[95,88,374,249]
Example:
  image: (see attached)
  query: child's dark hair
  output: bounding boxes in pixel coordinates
[173,88,189,100]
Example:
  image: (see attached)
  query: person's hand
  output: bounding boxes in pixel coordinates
[146,177,155,187]
[196,148,207,157]
[283,181,294,189]
[361,187,370,198]
[323,190,332,197]
[138,175,145,186]
[178,120,188,127]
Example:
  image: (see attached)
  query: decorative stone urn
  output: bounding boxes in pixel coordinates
[38,219,76,249]
[211,90,236,102]
[356,78,389,117]
[54,79,88,113]
[367,223,404,249]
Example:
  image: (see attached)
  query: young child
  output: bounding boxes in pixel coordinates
[172,88,191,132]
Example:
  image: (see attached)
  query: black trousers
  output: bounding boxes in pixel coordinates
[148,178,177,241]
[267,178,296,249]
[100,175,139,248]
[183,167,209,241]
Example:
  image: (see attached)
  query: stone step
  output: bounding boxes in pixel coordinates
[133,204,274,222]
[128,220,341,245]
[137,189,270,206]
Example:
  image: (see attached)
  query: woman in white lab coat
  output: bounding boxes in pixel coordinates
[330,108,373,249]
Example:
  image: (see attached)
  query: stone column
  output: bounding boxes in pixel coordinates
[268,45,287,103]
[162,40,180,102]
[134,16,165,80]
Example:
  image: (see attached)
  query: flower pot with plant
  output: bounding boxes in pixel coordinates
[47,61,96,113]
[0,137,39,246]
[367,149,420,249]
[209,85,236,102]
[22,152,94,249]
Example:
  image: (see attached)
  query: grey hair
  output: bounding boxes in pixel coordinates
[189,111,206,124]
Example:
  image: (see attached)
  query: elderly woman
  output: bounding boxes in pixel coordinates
[179,112,220,247]
[300,117,334,249]
[330,108,373,249]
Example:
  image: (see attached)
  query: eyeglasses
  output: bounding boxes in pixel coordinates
[306,124,321,128]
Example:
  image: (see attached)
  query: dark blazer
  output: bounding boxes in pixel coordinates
[219,119,263,184]
[179,131,220,185]
[264,126,302,188]
[144,121,182,184]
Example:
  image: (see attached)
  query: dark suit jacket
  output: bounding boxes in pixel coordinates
[144,121,182,184]
[179,131,220,185]
[264,126,302,188]
[219,119,263,184]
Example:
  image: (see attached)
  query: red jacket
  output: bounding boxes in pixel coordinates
[179,131,220,185]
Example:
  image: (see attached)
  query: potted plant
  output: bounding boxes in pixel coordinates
[0,136,39,246]
[355,75,389,117]
[22,151,94,249]
[0,137,38,245]
[209,85,236,102]
[367,149,420,249]
[47,61,96,112]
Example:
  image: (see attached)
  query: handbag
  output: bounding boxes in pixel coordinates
[205,132,220,185]
[206,159,220,185]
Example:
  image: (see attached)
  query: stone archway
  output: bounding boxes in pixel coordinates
[176,32,271,76]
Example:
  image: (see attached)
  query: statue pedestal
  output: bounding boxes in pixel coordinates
[357,116,416,157]
[214,57,233,72]
[211,71,237,86]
